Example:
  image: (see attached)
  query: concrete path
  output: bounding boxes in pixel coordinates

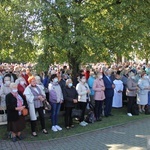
[1,118,150,150]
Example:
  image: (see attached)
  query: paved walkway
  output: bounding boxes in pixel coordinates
[1,118,150,150]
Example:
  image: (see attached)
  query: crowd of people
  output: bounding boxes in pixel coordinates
[0,61,150,142]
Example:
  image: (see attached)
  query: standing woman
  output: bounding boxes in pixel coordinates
[0,76,12,112]
[126,70,139,116]
[6,83,27,142]
[76,75,90,126]
[63,79,78,129]
[137,72,150,112]
[23,76,48,136]
[93,72,105,121]
[48,74,64,132]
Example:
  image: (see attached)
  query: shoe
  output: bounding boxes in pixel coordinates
[42,129,48,134]
[75,118,79,121]
[82,121,88,125]
[32,132,38,137]
[142,109,145,112]
[79,121,86,127]
[66,126,70,130]
[96,118,102,121]
[108,114,113,116]
[51,126,58,132]
[12,137,17,142]
[55,125,62,131]
[71,125,74,128]
[139,109,142,113]
[17,135,23,140]
[127,113,132,117]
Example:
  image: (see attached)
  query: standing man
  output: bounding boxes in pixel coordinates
[103,69,115,117]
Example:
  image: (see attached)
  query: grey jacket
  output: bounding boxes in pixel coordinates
[126,78,138,97]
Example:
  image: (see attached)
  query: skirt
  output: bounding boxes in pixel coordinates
[7,115,26,132]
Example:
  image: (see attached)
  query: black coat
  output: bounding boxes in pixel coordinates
[63,86,78,107]
[6,92,27,122]
[59,79,66,91]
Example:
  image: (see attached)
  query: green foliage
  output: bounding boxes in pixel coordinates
[0,0,149,70]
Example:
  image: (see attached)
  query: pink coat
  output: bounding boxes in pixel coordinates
[93,78,105,101]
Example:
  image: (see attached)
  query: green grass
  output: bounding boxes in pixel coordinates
[1,106,150,141]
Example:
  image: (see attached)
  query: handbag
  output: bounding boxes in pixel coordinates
[131,104,139,115]
[145,105,150,115]
[22,108,28,116]
[71,105,82,118]
[43,99,51,110]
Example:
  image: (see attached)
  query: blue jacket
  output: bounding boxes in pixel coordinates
[103,75,114,98]
[87,76,95,96]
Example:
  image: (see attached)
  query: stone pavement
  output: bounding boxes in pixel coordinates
[1,118,150,150]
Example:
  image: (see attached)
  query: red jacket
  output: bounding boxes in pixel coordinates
[21,74,29,85]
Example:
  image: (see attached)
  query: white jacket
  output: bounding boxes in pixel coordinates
[23,85,46,121]
[76,82,90,102]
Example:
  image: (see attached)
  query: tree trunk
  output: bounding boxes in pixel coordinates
[116,53,122,64]
[67,53,80,81]
[146,58,148,64]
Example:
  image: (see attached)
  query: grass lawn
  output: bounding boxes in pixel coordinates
[1,106,150,141]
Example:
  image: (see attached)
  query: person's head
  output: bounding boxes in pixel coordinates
[141,72,147,80]
[63,65,67,71]
[62,73,68,80]
[21,68,26,75]
[90,71,96,78]
[50,74,58,83]
[28,76,36,86]
[137,70,142,77]
[66,79,73,88]
[35,76,41,84]
[26,68,31,75]
[96,72,103,79]
[147,64,150,68]
[128,70,136,78]
[79,69,85,76]
[79,74,86,83]
[4,76,11,86]
[104,68,112,76]
[51,70,56,75]
[115,71,121,79]
[18,77,26,85]
[10,83,18,93]
[8,67,13,74]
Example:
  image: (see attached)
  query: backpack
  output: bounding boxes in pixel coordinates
[85,111,96,123]
[131,104,139,115]
[145,105,150,115]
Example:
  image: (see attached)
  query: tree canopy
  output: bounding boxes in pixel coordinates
[0,0,150,73]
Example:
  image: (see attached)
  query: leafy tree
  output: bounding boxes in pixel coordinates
[0,0,150,78]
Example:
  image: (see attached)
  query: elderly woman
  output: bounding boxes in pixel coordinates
[137,72,150,112]
[6,83,27,142]
[76,74,90,126]
[63,79,78,129]
[0,76,12,111]
[35,76,45,91]
[126,70,139,116]
[23,76,48,136]
[93,72,105,121]
[48,74,63,132]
